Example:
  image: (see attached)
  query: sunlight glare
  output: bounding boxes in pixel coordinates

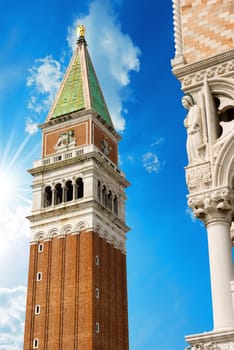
[0,167,19,209]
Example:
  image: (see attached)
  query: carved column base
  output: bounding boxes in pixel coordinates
[185,329,234,350]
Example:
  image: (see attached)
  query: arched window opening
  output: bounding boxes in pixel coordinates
[44,186,52,207]
[220,108,234,122]
[65,180,73,202]
[214,97,234,137]
[107,191,112,211]
[97,181,101,202]
[76,178,84,199]
[54,183,63,205]
[102,186,107,207]
[113,195,118,215]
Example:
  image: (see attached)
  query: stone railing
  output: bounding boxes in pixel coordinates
[33,144,123,176]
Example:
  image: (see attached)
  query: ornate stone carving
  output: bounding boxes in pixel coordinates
[54,129,76,151]
[31,215,127,253]
[180,59,234,89]
[186,163,212,193]
[101,138,112,156]
[186,342,234,350]
[212,141,224,160]
[188,189,233,221]
[183,95,205,165]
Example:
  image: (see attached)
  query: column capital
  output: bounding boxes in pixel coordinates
[188,188,233,226]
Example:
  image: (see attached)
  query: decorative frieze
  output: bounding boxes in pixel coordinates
[30,215,127,253]
[181,60,234,89]
[186,162,212,193]
[186,341,234,350]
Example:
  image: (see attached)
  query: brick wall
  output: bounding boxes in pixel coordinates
[23,232,128,350]
[181,0,233,64]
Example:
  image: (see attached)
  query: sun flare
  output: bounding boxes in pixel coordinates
[0,167,16,203]
[0,135,33,211]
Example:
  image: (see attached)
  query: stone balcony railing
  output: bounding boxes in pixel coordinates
[33,144,124,176]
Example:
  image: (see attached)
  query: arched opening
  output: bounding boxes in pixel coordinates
[54,183,63,205]
[107,191,112,210]
[76,178,84,199]
[97,181,101,202]
[102,186,107,206]
[113,195,118,215]
[65,180,73,202]
[44,186,52,207]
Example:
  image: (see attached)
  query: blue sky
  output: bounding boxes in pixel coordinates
[0,0,213,349]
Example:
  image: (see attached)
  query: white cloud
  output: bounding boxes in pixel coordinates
[151,137,165,147]
[127,154,135,163]
[25,118,38,135]
[0,286,26,350]
[67,0,140,131]
[185,207,197,223]
[0,204,31,287]
[142,152,160,174]
[27,55,63,115]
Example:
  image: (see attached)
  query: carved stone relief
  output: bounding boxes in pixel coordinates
[188,188,233,221]
[181,59,234,89]
[186,342,234,350]
[186,162,212,193]
[182,95,205,165]
[54,129,76,151]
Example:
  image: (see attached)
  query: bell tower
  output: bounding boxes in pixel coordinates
[23,27,129,350]
[172,0,234,349]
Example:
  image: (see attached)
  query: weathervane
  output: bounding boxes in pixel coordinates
[77,24,86,38]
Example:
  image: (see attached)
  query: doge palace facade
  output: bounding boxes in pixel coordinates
[172,0,234,349]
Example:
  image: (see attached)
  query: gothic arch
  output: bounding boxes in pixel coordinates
[208,77,233,99]
[214,137,234,188]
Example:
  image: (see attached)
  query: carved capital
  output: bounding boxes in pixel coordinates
[188,188,233,225]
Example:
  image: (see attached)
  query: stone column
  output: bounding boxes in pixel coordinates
[189,189,234,331]
[205,210,234,330]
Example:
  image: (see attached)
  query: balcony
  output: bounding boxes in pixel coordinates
[33,144,123,176]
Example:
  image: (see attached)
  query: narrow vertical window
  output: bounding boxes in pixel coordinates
[76,178,84,199]
[54,183,63,204]
[102,186,107,206]
[113,195,118,215]
[95,288,100,299]
[97,181,101,202]
[35,305,40,315]
[96,322,100,334]
[44,186,52,207]
[38,243,43,253]
[95,256,99,266]
[36,272,42,281]
[65,180,73,202]
[107,191,112,210]
[33,338,39,348]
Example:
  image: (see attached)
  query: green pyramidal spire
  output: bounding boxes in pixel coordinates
[47,27,113,128]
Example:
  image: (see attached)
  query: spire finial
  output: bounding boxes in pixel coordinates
[77,24,86,38]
